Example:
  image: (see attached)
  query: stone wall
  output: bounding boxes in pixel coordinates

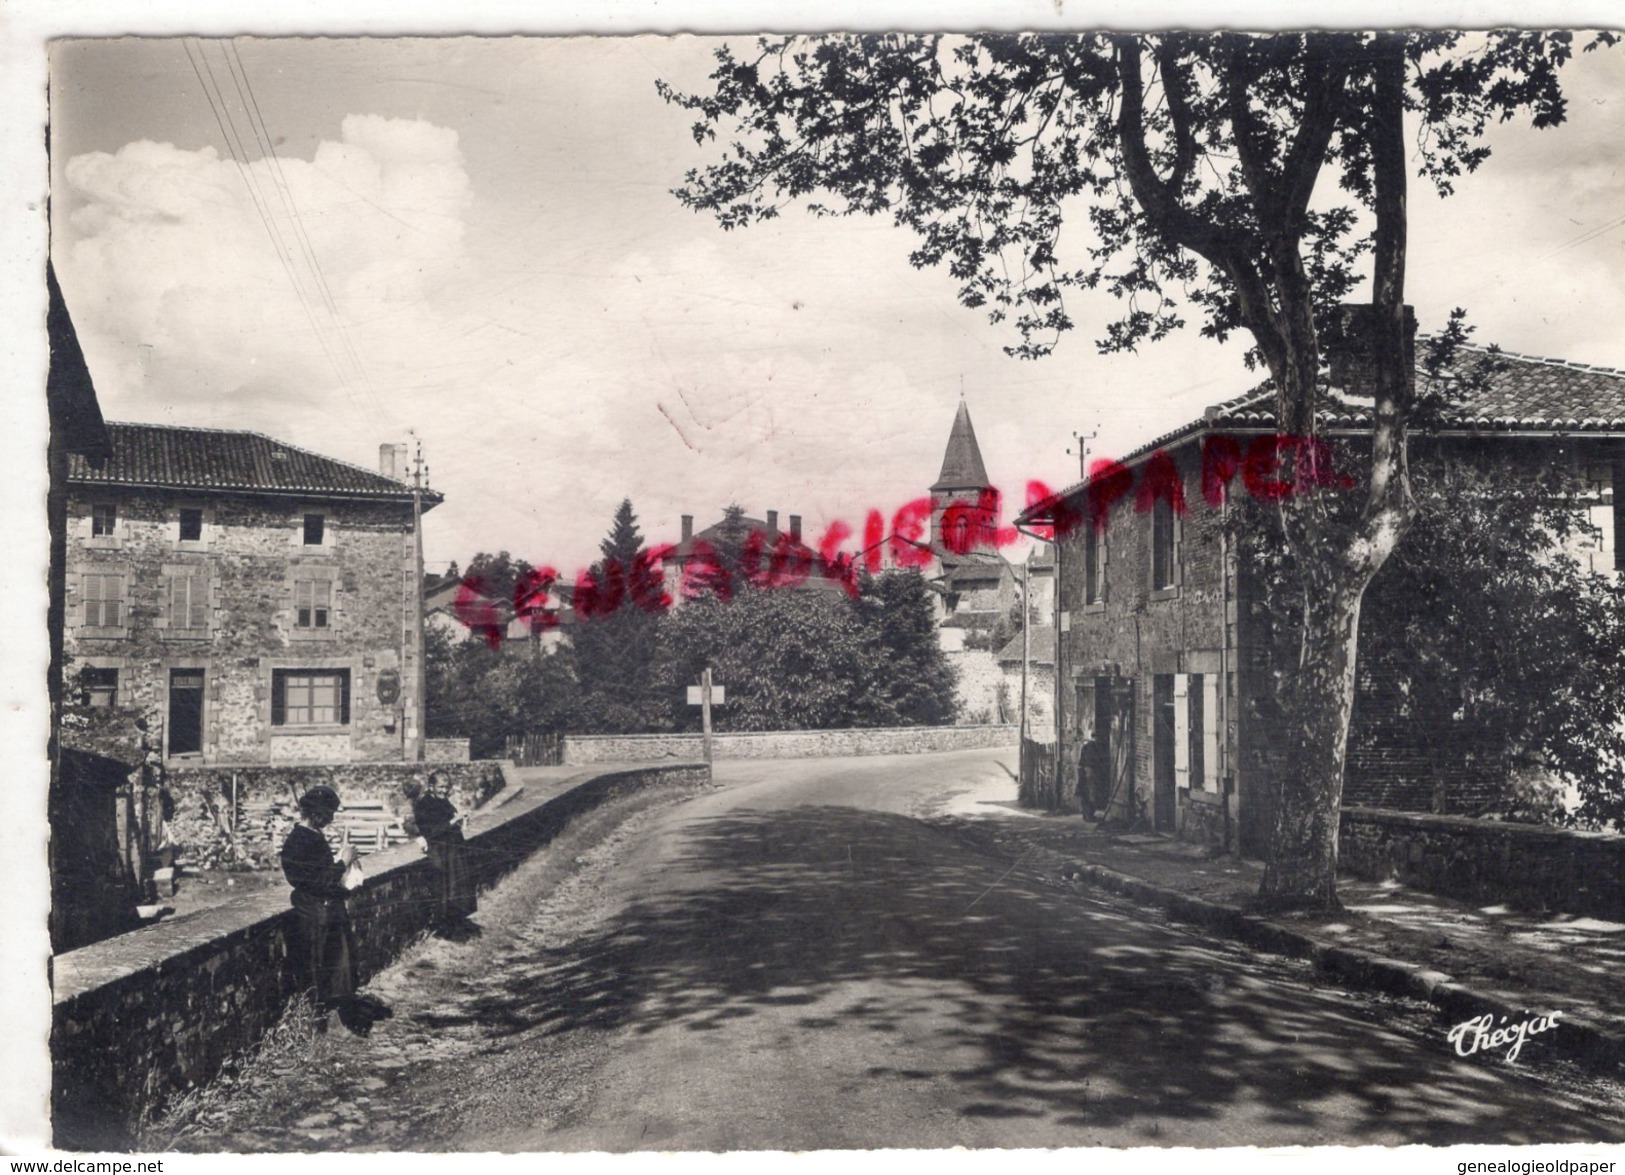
[64,488,422,766]
[946,649,1010,723]
[1339,807,1625,920]
[161,761,507,869]
[1054,444,1242,847]
[51,762,708,1149]
[424,737,471,763]
[561,724,1017,764]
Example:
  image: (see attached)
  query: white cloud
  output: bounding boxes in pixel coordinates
[60,115,472,439]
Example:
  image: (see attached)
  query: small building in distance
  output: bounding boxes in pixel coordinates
[64,423,442,765]
[424,571,572,654]
[663,507,843,603]
[866,400,1055,725]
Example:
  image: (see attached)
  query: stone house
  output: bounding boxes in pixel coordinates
[1017,343,1625,854]
[424,573,571,654]
[663,508,844,604]
[64,423,441,765]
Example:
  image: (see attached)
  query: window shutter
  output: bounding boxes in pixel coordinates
[1203,674,1222,791]
[1173,673,1190,789]
[84,574,102,627]
[105,581,121,627]
[271,671,286,726]
[339,671,351,725]
[189,576,208,630]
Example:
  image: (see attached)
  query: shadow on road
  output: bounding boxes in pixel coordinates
[414,805,1618,1145]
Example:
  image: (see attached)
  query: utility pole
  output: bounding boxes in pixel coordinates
[409,437,428,762]
[1020,553,1030,744]
[700,667,714,765]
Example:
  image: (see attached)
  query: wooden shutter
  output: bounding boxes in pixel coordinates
[271,670,286,726]
[83,574,102,627]
[189,576,208,629]
[1173,673,1190,790]
[1203,674,1222,791]
[338,670,351,725]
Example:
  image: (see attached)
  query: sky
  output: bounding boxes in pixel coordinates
[44,33,1625,580]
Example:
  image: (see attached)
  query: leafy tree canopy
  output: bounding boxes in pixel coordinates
[661,31,1615,907]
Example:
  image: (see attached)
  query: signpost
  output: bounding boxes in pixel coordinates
[686,668,725,763]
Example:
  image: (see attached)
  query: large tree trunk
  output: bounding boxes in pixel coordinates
[1257,36,1414,909]
[1258,578,1367,906]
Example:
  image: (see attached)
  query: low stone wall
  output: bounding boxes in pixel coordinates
[165,760,503,811]
[1340,807,1625,921]
[561,724,1018,764]
[424,738,471,763]
[160,761,508,872]
[51,762,709,1150]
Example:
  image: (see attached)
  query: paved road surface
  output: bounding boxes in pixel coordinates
[430,750,1625,1150]
[161,748,1625,1151]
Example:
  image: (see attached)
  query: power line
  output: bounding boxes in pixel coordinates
[223,39,380,407]
[183,38,353,396]
[184,37,382,409]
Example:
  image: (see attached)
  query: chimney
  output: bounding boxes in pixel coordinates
[766,510,778,537]
[681,514,693,542]
[1323,303,1416,395]
[789,514,802,542]
[379,442,405,481]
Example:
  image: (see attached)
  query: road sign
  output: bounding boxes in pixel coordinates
[686,685,726,705]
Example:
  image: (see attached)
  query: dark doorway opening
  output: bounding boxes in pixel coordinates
[168,669,205,756]
[1152,674,1176,832]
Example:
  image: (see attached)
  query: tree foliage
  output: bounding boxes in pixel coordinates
[424,625,581,758]
[572,500,671,733]
[459,550,534,612]
[1240,449,1625,832]
[658,570,958,731]
[661,31,1613,906]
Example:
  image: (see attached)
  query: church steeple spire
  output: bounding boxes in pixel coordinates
[931,398,991,492]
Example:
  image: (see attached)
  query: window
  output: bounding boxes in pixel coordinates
[272,669,351,727]
[82,573,123,628]
[303,513,325,546]
[169,669,205,755]
[1084,526,1105,605]
[168,571,209,631]
[1151,498,1177,591]
[179,508,204,542]
[81,667,117,708]
[91,504,117,537]
[1173,673,1223,792]
[295,579,332,629]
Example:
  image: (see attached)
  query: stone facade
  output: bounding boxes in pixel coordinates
[1023,343,1625,852]
[1051,450,1249,850]
[64,434,433,766]
[561,723,1018,764]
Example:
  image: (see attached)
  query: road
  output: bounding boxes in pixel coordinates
[159,748,1625,1151]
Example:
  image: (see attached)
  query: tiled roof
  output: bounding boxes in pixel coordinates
[996,626,1055,666]
[66,422,441,504]
[1019,342,1625,522]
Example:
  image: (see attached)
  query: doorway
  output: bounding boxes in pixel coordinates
[1098,678,1135,821]
[1152,675,1177,832]
[168,668,205,757]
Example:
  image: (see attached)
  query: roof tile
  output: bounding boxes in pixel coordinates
[66,422,440,504]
